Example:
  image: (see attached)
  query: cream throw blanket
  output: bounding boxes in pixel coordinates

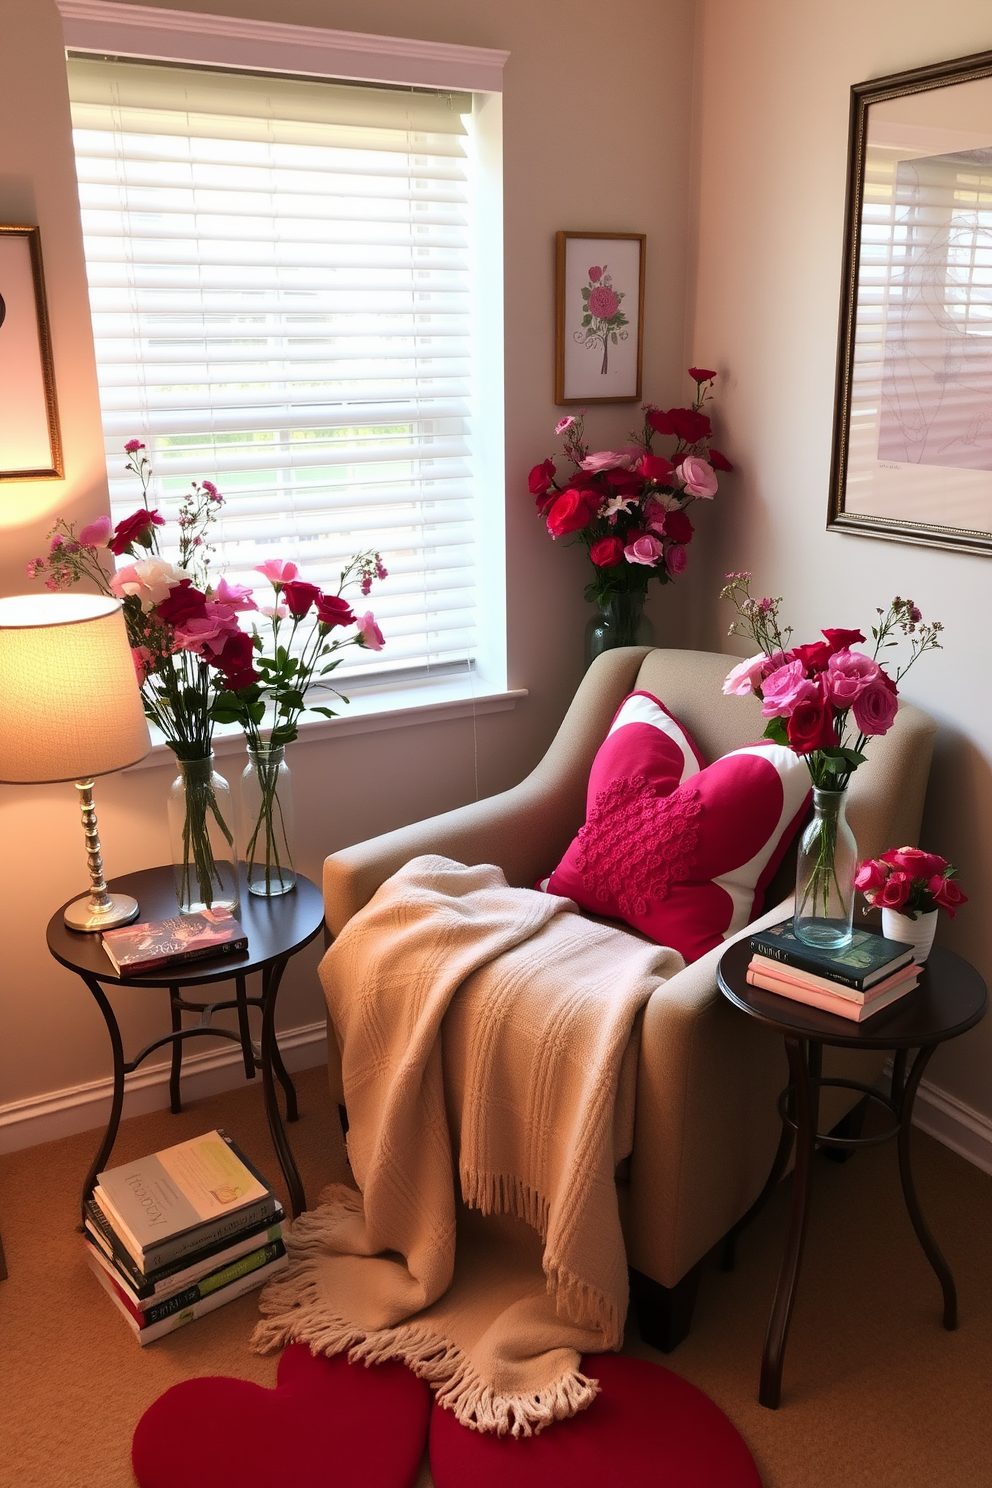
[252,857,684,1434]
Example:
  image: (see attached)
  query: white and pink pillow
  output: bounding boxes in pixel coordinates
[544,691,811,963]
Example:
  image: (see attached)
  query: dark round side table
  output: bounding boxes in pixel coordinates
[47,865,325,1222]
[717,937,986,1410]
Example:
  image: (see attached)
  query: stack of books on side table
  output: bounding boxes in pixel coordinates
[83,1129,286,1344]
[747,920,919,1022]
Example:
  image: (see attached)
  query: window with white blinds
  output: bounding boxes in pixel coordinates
[66,55,483,685]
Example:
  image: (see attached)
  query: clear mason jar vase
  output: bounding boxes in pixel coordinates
[167,755,240,916]
[793,786,856,949]
[584,591,654,667]
[241,743,296,898]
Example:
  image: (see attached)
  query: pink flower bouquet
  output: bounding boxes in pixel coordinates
[529,368,731,630]
[856,849,968,920]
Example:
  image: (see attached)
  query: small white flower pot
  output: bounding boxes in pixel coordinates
[881,907,939,964]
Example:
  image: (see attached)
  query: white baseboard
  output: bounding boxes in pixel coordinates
[910,1075,992,1178]
[0,1020,328,1155]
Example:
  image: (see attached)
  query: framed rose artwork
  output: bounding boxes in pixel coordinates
[555,232,645,404]
[828,49,992,554]
[0,224,62,481]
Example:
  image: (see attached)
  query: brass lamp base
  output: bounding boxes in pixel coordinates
[64,891,140,933]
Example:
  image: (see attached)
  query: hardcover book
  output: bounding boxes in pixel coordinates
[84,1205,285,1299]
[86,1235,285,1323]
[749,919,914,990]
[748,954,920,1003]
[95,1129,278,1273]
[745,966,918,1022]
[102,908,248,977]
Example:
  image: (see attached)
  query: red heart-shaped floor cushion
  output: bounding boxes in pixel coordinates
[428,1352,763,1487]
[132,1344,431,1488]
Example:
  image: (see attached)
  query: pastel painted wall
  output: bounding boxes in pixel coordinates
[0,0,697,1140]
[691,0,992,1125]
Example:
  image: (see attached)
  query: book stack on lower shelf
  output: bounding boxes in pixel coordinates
[747,920,919,1022]
[83,1129,287,1345]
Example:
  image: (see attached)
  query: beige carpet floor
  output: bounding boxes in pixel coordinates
[1,1062,990,1487]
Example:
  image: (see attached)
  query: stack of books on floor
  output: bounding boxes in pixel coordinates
[83,1129,287,1344]
[747,920,919,1022]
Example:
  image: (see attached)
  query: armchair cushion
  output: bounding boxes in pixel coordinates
[545,691,811,961]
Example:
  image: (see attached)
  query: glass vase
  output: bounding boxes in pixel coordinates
[793,787,856,948]
[167,755,240,916]
[242,743,296,898]
[585,591,655,667]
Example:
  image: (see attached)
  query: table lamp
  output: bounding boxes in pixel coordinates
[0,592,151,931]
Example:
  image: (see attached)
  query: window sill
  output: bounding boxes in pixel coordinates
[122,679,528,772]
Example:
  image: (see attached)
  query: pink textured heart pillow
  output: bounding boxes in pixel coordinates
[546,696,810,962]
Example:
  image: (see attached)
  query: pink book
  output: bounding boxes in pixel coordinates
[745,967,918,1022]
[748,954,921,1003]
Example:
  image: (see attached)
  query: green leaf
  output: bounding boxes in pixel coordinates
[249,701,266,725]
[581,314,592,326]
[308,705,339,719]
[280,688,305,709]
[763,716,790,747]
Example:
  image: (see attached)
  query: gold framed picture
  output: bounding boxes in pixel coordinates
[0,224,62,481]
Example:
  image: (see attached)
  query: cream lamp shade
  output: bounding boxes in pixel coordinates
[0,593,151,931]
[0,593,150,783]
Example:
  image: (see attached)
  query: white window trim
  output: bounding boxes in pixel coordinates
[56,0,518,739]
[55,0,509,92]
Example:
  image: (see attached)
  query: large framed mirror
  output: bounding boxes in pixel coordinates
[829,49,992,554]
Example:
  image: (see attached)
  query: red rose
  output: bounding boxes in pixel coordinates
[604,468,642,493]
[928,875,968,917]
[708,447,734,472]
[546,489,598,539]
[881,847,946,879]
[877,872,912,910]
[282,580,321,617]
[665,542,688,577]
[639,453,676,484]
[822,627,866,653]
[645,408,676,437]
[687,367,717,383]
[785,695,838,754]
[589,536,624,568]
[156,579,207,626]
[528,458,556,498]
[110,507,166,556]
[855,859,888,893]
[667,407,712,444]
[214,631,258,691]
[315,593,355,628]
[664,508,694,544]
[791,640,832,673]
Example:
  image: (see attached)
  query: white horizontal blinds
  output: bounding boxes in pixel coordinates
[67,56,477,678]
[858,143,992,474]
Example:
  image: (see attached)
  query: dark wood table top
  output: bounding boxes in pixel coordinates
[47,865,325,989]
[718,937,987,1050]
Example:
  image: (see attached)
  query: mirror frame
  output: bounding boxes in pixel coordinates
[828,48,992,555]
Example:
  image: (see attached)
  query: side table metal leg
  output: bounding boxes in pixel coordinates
[760,1036,819,1409]
[234,972,256,1080]
[168,985,183,1113]
[261,955,305,1218]
[262,962,298,1121]
[898,1043,957,1329]
[78,974,127,1222]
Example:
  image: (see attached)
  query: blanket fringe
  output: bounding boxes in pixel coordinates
[461,1166,551,1239]
[250,1231,600,1437]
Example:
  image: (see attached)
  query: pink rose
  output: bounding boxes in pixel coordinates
[823,648,881,708]
[587,266,603,282]
[255,558,299,585]
[928,876,968,917]
[588,285,620,319]
[580,449,637,474]
[882,847,947,879]
[355,611,385,651]
[665,542,688,576]
[80,515,113,548]
[855,859,889,894]
[760,659,818,718]
[211,575,257,612]
[173,603,240,658]
[676,455,718,499]
[877,872,912,910]
[852,679,898,736]
[624,533,664,566]
[110,557,185,611]
[590,536,625,568]
[723,653,772,698]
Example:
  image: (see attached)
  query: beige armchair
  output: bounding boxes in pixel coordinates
[322,648,936,1348]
